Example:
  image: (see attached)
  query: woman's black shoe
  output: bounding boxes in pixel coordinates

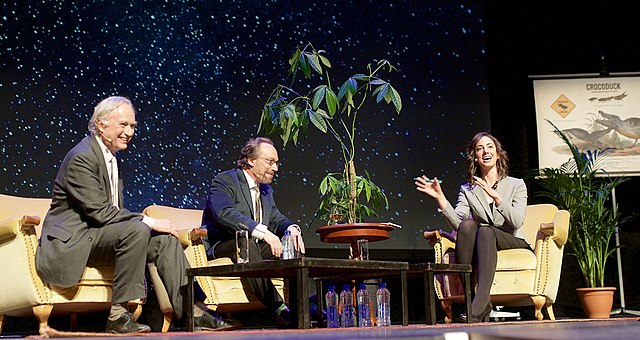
[470,303,493,323]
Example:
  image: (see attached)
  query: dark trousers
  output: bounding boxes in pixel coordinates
[87,220,191,319]
[455,219,531,318]
[213,238,284,312]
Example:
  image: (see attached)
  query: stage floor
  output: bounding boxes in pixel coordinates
[13,317,640,340]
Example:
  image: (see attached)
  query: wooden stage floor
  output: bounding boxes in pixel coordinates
[6,317,639,340]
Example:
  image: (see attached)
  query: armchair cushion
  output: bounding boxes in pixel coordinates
[496,249,537,270]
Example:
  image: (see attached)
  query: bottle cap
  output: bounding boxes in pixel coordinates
[343,284,350,290]
[380,282,386,288]
[328,285,335,291]
[359,283,366,290]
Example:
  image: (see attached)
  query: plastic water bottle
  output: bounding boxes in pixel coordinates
[325,285,339,328]
[281,230,295,259]
[376,282,391,326]
[339,284,355,327]
[357,284,372,327]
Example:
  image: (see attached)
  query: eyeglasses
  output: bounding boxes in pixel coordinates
[257,157,280,167]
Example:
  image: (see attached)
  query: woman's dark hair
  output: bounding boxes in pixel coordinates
[465,132,509,185]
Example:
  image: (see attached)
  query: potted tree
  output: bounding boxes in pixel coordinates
[257,43,402,223]
[534,120,628,318]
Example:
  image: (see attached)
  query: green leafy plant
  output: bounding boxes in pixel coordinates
[534,120,629,287]
[257,43,402,223]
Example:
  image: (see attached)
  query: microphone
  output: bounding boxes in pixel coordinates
[99,130,113,144]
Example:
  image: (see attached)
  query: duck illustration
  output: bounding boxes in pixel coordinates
[596,110,640,146]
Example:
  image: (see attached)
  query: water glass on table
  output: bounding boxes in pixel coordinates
[235,230,249,263]
[357,239,369,261]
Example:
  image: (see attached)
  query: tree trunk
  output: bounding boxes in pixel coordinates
[347,160,357,223]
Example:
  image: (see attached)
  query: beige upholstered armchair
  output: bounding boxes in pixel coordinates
[142,205,285,332]
[0,193,143,335]
[423,203,570,323]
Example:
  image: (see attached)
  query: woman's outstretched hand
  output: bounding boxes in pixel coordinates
[415,175,449,209]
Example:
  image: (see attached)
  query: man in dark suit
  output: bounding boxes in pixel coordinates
[202,137,305,327]
[36,96,232,333]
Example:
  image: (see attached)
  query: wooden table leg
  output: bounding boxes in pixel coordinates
[424,271,437,325]
[463,271,472,324]
[316,279,325,327]
[401,270,408,326]
[297,267,311,329]
[187,275,194,331]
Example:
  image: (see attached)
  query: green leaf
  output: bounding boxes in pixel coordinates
[338,77,357,101]
[315,108,330,119]
[308,109,328,133]
[345,91,355,109]
[312,85,326,110]
[352,73,368,81]
[319,176,329,194]
[307,52,323,75]
[389,85,402,113]
[325,88,339,116]
[288,49,301,73]
[319,54,331,68]
[375,83,390,103]
[299,54,311,78]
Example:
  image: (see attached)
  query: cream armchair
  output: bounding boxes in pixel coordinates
[142,205,285,332]
[0,193,142,335]
[423,203,570,323]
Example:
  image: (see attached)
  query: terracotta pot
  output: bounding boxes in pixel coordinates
[576,287,616,318]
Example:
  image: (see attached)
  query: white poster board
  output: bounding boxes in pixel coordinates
[532,73,640,176]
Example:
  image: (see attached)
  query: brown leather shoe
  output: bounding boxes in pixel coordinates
[105,312,151,334]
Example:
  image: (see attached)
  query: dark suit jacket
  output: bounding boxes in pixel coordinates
[36,135,143,288]
[440,176,529,244]
[202,168,293,246]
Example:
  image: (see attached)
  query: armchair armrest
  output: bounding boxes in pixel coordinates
[0,215,41,243]
[537,210,570,248]
[175,227,208,248]
[550,210,570,247]
[423,229,457,255]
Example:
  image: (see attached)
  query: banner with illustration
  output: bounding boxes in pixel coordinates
[532,74,640,176]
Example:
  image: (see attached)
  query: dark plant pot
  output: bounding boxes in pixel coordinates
[576,287,616,318]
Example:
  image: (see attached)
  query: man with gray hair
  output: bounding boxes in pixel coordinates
[36,96,232,333]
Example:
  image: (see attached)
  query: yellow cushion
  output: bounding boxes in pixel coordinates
[496,249,537,270]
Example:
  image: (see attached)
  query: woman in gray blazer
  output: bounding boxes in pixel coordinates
[415,132,530,323]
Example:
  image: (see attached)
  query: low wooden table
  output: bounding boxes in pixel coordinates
[186,257,409,330]
[408,262,473,325]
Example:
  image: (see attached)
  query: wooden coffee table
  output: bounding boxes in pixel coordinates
[186,257,409,329]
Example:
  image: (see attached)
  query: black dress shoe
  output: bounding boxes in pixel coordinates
[105,312,151,334]
[275,306,291,329]
[194,311,238,331]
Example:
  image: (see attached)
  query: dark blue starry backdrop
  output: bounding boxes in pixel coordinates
[0,0,490,250]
